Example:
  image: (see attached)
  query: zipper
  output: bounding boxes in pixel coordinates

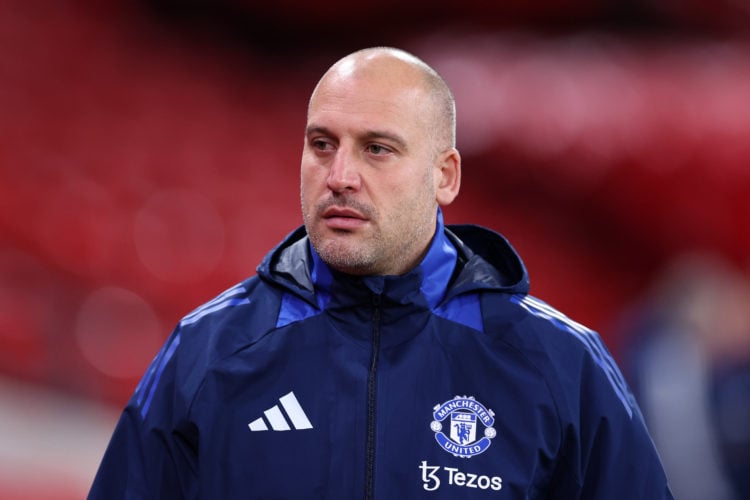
[364,293,382,500]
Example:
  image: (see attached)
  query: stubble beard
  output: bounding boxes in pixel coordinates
[302,194,436,277]
[303,195,383,275]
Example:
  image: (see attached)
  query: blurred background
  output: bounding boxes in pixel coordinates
[1,0,749,498]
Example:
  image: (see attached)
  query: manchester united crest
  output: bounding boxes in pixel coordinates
[430,396,496,458]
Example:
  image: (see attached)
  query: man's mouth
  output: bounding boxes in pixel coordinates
[322,206,369,230]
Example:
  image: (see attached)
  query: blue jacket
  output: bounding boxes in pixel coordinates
[90,215,673,499]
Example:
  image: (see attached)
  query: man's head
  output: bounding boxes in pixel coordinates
[300,47,461,276]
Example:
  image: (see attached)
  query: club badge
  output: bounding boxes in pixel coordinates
[430,396,496,458]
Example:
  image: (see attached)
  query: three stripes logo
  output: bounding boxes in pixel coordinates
[248,391,314,432]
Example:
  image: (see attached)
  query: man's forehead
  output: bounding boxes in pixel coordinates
[307,90,426,142]
[307,59,435,144]
[311,73,429,117]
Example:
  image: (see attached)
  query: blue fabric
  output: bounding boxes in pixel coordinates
[89,219,673,500]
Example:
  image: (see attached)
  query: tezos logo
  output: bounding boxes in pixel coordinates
[430,396,496,458]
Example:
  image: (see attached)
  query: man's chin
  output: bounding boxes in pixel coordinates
[315,244,376,275]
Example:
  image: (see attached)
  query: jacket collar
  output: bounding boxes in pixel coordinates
[308,208,457,310]
[258,210,530,309]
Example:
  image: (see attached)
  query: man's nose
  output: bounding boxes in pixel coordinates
[326,149,361,193]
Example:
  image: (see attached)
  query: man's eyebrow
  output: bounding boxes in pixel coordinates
[361,130,408,152]
[305,125,331,137]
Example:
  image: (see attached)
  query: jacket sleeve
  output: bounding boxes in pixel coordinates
[88,328,198,499]
[548,331,674,500]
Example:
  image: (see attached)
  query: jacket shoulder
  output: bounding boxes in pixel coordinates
[134,277,283,418]
[481,292,638,418]
[176,276,283,364]
[480,292,669,495]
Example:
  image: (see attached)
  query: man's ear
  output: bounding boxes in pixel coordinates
[435,148,461,206]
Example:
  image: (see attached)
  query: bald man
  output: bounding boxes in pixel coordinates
[90,48,673,499]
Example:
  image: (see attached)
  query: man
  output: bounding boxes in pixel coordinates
[90,47,673,498]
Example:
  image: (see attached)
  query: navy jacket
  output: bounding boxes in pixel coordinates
[90,216,673,499]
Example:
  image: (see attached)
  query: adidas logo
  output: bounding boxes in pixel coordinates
[248,391,313,431]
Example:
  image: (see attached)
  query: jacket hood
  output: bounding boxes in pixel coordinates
[256,219,530,309]
[445,224,530,294]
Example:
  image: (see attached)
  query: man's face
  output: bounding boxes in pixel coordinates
[300,66,441,276]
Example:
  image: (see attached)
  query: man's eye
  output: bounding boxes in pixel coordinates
[311,139,332,151]
[367,144,391,155]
